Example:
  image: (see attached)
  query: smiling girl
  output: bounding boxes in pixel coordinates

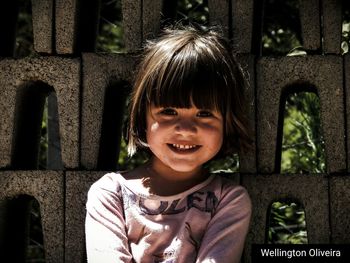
[85,25,252,263]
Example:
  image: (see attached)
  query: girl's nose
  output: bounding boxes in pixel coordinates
[174,118,197,134]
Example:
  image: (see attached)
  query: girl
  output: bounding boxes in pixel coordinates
[85,25,252,263]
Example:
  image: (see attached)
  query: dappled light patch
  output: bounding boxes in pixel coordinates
[279,91,326,173]
[267,200,308,244]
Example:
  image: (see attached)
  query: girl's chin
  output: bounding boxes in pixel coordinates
[166,163,204,174]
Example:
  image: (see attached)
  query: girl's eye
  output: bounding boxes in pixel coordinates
[197,110,213,117]
[160,108,177,116]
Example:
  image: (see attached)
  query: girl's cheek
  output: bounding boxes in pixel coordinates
[149,122,160,132]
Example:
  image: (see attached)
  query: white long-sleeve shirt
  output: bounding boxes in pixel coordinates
[85,172,251,263]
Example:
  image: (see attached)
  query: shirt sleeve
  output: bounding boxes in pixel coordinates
[85,173,134,263]
[196,183,252,263]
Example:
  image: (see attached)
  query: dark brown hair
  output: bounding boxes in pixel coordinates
[127,25,251,156]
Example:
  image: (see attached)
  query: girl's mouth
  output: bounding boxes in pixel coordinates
[167,143,201,153]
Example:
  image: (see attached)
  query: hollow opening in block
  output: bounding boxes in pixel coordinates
[161,0,209,27]
[45,93,63,170]
[0,0,34,57]
[27,197,46,262]
[342,0,350,55]
[97,0,124,52]
[277,86,326,173]
[12,81,63,170]
[98,80,130,170]
[0,195,45,262]
[15,0,35,57]
[267,199,308,244]
[262,0,303,56]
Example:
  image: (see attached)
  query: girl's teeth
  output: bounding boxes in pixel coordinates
[172,144,196,150]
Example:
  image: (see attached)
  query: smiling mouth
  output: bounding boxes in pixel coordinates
[167,143,201,153]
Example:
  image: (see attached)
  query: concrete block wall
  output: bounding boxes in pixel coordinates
[0,0,348,262]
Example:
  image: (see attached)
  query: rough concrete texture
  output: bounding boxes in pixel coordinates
[32,0,53,53]
[65,171,105,263]
[237,54,256,173]
[81,53,138,170]
[208,0,230,38]
[322,0,343,54]
[0,171,64,263]
[143,0,162,41]
[55,0,78,54]
[299,0,321,51]
[329,176,350,243]
[122,0,142,51]
[0,57,80,169]
[242,174,330,263]
[232,0,254,53]
[257,56,345,174]
[344,54,350,172]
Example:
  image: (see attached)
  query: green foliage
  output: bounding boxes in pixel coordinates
[38,100,48,170]
[206,155,239,174]
[281,92,326,173]
[342,7,350,54]
[96,0,124,53]
[268,201,307,244]
[117,138,148,171]
[27,200,45,262]
[15,0,35,58]
[262,0,302,55]
[176,0,209,25]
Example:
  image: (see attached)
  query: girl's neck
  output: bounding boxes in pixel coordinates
[142,157,208,196]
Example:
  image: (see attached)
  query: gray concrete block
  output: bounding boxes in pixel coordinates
[0,57,80,169]
[257,56,345,174]
[0,171,64,263]
[55,0,78,54]
[65,171,105,263]
[143,0,162,41]
[208,0,230,38]
[81,53,137,170]
[329,176,350,243]
[322,0,342,54]
[237,54,256,173]
[232,0,254,53]
[242,174,330,263]
[32,0,54,53]
[122,0,142,51]
[300,0,321,51]
[343,54,350,172]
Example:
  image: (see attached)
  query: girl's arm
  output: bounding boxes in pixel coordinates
[196,185,252,263]
[85,174,133,263]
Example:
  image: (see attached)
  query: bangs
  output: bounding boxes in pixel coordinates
[148,39,232,112]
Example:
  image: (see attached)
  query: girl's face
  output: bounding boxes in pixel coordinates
[146,104,224,175]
